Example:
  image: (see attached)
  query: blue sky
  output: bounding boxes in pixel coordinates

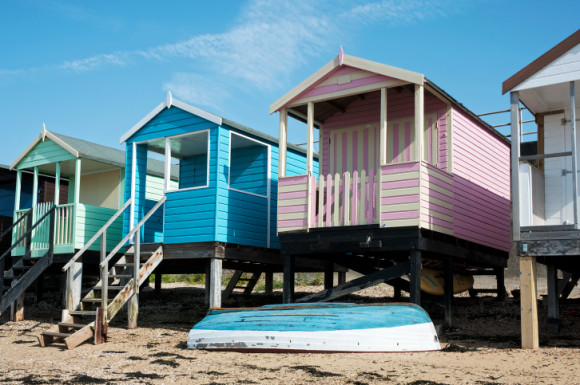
[1,0,579,165]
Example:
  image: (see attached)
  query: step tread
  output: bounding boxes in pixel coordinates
[109,274,133,278]
[82,298,111,303]
[70,310,97,316]
[41,331,72,338]
[114,263,134,267]
[58,322,86,329]
[94,286,125,290]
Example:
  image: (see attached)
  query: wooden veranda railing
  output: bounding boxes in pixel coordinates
[309,169,379,228]
[13,203,75,251]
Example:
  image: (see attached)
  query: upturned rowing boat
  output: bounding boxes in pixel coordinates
[187,302,440,353]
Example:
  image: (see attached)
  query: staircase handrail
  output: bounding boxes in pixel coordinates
[100,196,166,268]
[62,198,132,272]
[0,208,32,243]
[0,206,55,262]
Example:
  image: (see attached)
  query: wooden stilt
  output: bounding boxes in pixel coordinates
[64,262,82,321]
[444,258,453,329]
[495,267,506,301]
[11,292,25,322]
[520,256,539,349]
[265,272,273,295]
[324,260,334,290]
[204,262,210,306]
[409,249,422,305]
[155,273,162,294]
[209,258,222,308]
[394,286,402,301]
[337,271,346,285]
[283,255,295,304]
[547,264,560,333]
[127,294,138,329]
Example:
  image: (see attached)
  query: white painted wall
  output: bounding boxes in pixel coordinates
[543,108,580,225]
[514,43,580,92]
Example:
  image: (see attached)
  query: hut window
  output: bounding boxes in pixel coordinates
[165,130,210,191]
[423,116,438,166]
[229,132,268,197]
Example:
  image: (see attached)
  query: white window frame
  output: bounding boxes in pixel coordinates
[163,130,211,193]
[228,131,269,199]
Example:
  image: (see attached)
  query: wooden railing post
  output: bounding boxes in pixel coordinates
[100,229,108,326]
[128,230,140,329]
[48,207,55,264]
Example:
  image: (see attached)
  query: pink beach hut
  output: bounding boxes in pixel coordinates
[272,49,511,327]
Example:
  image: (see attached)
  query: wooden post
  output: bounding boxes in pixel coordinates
[414,84,424,162]
[10,291,25,322]
[54,162,61,205]
[208,258,222,308]
[100,229,108,327]
[15,169,21,211]
[204,262,210,306]
[547,264,559,323]
[380,87,387,165]
[71,158,81,248]
[495,267,506,301]
[128,230,140,329]
[409,248,422,305]
[337,271,346,285]
[444,258,453,329]
[510,92,521,241]
[570,82,579,228]
[520,256,539,349]
[155,273,162,294]
[32,167,38,209]
[62,254,83,321]
[324,259,334,290]
[283,254,295,304]
[279,109,288,178]
[307,102,314,175]
[265,272,273,295]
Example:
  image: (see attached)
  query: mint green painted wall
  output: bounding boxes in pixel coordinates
[74,204,123,251]
[17,139,75,169]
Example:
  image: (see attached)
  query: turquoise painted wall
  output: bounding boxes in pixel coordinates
[123,105,317,249]
[180,154,208,189]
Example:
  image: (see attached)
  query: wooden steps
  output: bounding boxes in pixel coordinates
[39,245,164,349]
[223,271,262,300]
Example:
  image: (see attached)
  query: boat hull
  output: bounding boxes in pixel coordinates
[187,303,440,353]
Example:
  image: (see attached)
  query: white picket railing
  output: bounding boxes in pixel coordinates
[55,204,74,246]
[310,169,378,228]
[32,202,53,250]
[13,203,75,252]
[13,209,29,248]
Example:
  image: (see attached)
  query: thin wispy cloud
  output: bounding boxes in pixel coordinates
[2,0,466,107]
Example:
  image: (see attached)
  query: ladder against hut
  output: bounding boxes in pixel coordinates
[503,29,580,349]
[272,49,511,318]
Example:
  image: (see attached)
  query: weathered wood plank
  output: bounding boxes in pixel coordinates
[297,261,410,303]
[65,322,94,350]
[520,256,539,349]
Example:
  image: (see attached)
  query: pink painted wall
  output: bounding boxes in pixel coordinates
[321,87,447,175]
[451,108,511,251]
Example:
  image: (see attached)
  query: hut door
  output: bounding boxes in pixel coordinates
[328,124,379,176]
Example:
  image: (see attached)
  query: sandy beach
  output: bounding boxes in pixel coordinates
[1,277,579,384]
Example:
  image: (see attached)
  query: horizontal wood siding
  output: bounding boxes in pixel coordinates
[420,162,454,235]
[322,87,446,175]
[380,162,420,227]
[180,154,208,189]
[451,107,510,251]
[0,185,15,217]
[17,139,76,169]
[126,106,218,144]
[74,204,123,252]
[230,145,268,196]
[163,126,218,244]
[278,175,309,232]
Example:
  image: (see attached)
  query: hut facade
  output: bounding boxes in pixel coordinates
[503,29,580,349]
[271,50,511,325]
[2,128,169,320]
